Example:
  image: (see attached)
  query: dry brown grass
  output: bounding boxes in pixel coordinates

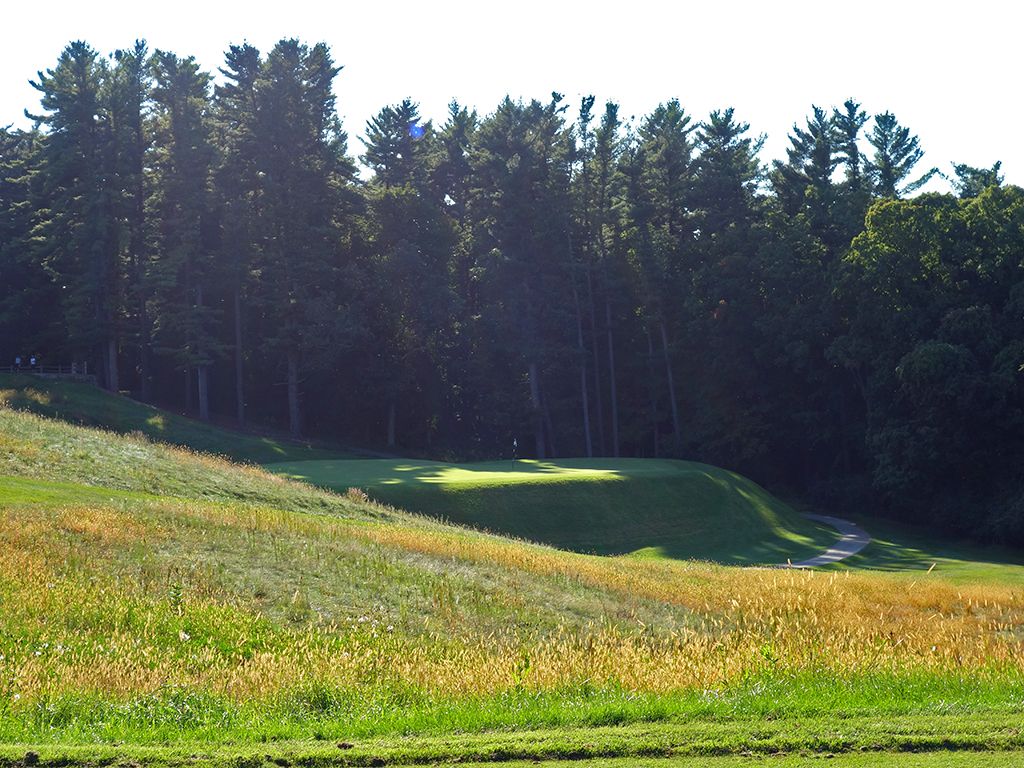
[2,495,1020,706]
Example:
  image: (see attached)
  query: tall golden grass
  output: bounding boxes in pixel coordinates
[1,496,1022,707]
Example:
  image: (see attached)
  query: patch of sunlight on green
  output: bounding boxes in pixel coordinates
[145,413,166,431]
[627,546,670,559]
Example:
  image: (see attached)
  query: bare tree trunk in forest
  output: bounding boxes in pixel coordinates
[528,360,546,459]
[387,401,396,448]
[287,350,301,438]
[184,366,193,413]
[659,320,682,451]
[542,387,558,458]
[584,268,605,454]
[138,307,152,402]
[106,338,119,393]
[646,327,659,458]
[234,291,245,427]
[197,365,210,422]
[196,284,210,422]
[569,237,593,458]
[605,297,620,457]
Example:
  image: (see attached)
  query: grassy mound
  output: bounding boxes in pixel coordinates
[265,457,837,565]
[3,380,1024,763]
[0,373,346,463]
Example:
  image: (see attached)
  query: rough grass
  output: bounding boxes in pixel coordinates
[0,373,347,463]
[0,408,371,516]
[265,458,838,565]
[3,394,1024,762]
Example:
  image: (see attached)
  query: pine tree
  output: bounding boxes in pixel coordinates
[362,98,456,448]
[866,111,936,197]
[250,39,355,437]
[471,95,575,458]
[28,41,121,389]
[0,128,58,365]
[214,43,263,426]
[106,41,151,398]
[949,161,1003,198]
[147,50,219,420]
[771,106,837,240]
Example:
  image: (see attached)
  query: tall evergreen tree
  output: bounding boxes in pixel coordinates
[250,39,355,437]
[28,41,121,389]
[865,111,936,198]
[771,106,837,242]
[147,50,218,420]
[106,41,151,398]
[949,161,1003,198]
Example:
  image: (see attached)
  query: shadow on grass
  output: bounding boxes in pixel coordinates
[269,458,839,567]
[827,514,1024,582]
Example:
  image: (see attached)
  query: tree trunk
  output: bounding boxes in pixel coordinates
[528,360,545,459]
[585,268,605,454]
[287,350,301,438]
[659,320,681,451]
[542,384,558,459]
[234,290,245,427]
[197,364,210,422]
[569,243,593,458]
[387,400,396,448]
[605,297,620,457]
[646,327,659,458]
[106,338,119,393]
[138,308,152,402]
[196,284,209,421]
[184,366,193,413]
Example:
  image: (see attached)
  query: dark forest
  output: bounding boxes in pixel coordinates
[2,39,1021,540]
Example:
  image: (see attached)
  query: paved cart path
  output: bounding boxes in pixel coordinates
[786,514,871,568]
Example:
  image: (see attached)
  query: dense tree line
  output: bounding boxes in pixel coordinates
[2,39,1022,540]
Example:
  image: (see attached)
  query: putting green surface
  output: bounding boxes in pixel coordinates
[265,457,839,565]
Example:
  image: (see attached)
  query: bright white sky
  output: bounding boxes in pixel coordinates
[2,0,1020,189]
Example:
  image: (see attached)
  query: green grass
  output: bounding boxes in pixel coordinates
[818,513,1024,584]
[0,407,372,516]
[0,373,348,464]
[265,458,839,565]
[4,377,1024,765]
[2,713,1024,767]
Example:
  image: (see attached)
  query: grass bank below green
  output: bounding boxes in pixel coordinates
[0,373,347,463]
[266,457,837,565]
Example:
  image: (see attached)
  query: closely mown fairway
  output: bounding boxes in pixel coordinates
[266,458,839,565]
[2,380,1024,766]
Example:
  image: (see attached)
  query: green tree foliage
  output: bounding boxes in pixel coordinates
[950,161,1004,198]
[361,99,455,448]
[147,50,219,420]
[865,111,937,197]
[10,40,1024,541]
[469,95,575,458]
[247,39,356,437]
[0,128,57,364]
[771,106,837,240]
[837,187,1024,536]
[28,42,122,389]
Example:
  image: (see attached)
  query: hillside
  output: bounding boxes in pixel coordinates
[266,458,838,565]
[0,373,348,464]
[2,390,1024,765]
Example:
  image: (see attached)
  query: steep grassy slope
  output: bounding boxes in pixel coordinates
[267,458,838,565]
[1,405,1024,760]
[3,382,1024,764]
[0,373,347,463]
